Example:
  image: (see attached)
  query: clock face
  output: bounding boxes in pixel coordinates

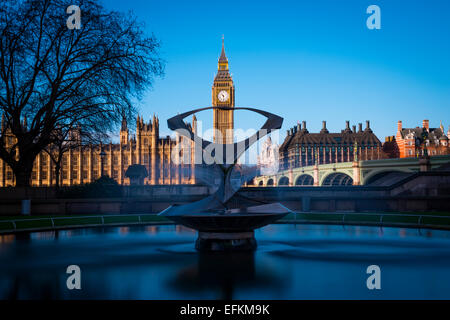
[218,90,229,102]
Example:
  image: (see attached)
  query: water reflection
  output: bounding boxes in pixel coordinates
[1,224,450,299]
[169,252,284,300]
[6,272,62,300]
[119,226,129,235]
[0,234,15,244]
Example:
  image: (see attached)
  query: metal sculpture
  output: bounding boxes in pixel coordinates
[159,107,291,251]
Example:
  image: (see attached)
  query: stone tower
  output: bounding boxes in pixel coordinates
[120,116,129,145]
[136,114,159,184]
[212,37,235,144]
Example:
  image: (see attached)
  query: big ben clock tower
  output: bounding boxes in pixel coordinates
[212,37,235,144]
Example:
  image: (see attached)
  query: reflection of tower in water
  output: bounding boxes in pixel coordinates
[169,251,284,300]
[171,252,255,300]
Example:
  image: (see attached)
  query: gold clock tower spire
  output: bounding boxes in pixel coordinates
[212,36,235,144]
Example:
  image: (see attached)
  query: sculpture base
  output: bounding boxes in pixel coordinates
[195,231,257,252]
[160,202,292,252]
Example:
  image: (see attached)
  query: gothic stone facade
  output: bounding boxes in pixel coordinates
[0,41,236,187]
[0,114,198,187]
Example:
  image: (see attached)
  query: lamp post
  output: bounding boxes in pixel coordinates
[421,129,429,157]
[419,128,431,172]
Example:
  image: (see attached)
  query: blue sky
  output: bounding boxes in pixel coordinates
[102,0,450,142]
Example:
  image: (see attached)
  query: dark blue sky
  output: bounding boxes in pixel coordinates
[102,0,450,142]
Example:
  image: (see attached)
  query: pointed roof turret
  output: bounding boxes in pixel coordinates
[216,35,230,75]
[121,114,128,131]
[214,36,233,83]
[219,35,228,64]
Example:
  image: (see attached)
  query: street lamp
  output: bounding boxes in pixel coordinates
[419,128,431,172]
[421,129,429,157]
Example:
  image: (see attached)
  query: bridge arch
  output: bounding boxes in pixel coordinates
[362,168,414,185]
[267,178,274,186]
[321,172,353,186]
[294,174,314,186]
[278,176,289,186]
[258,180,264,186]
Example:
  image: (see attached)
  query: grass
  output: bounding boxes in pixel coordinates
[0,214,171,232]
[0,214,101,221]
[280,211,450,227]
[1,211,450,233]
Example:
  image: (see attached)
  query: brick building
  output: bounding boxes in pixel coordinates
[390,120,450,158]
[279,120,383,170]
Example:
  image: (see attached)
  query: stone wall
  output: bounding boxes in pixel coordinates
[0,172,449,215]
[0,185,212,215]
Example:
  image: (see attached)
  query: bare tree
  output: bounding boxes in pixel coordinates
[44,121,106,188]
[0,0,164,186]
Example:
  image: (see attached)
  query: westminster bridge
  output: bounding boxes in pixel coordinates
[253,155,450,187]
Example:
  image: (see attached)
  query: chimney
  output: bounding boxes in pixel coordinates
[364,120,373,133]
[286,130,290,136]
[290,128,294,135]
[345,120,350,130]
[358,123,363,132]
[423,119,429,131]
[352,125,356,133]
[320,121,329,134]
[397,120,402,132]
[297,122,301,132]
[301,121,309,133]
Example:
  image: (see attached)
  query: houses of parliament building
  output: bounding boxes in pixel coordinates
[0,113,199,187]
[0,40,235,187]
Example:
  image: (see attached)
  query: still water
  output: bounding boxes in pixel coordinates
[1,224,450,299]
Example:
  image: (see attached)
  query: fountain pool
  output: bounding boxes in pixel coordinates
[1,223,450,299]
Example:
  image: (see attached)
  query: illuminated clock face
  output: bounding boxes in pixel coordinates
[218,90,229,102]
